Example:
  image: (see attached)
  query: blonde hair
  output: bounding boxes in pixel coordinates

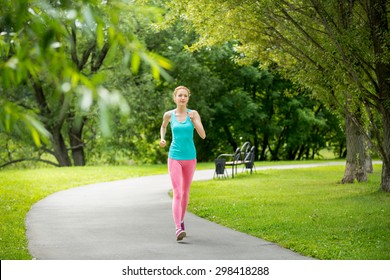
[172,86,191,99]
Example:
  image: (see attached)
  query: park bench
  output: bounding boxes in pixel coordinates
[242,145,256,174]
[214,142,255,179]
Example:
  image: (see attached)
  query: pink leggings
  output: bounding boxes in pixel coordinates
[168,158,197,230]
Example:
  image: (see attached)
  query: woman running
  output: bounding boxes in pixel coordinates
[159,86,206,241]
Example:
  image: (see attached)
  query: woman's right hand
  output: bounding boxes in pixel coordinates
[160,139,166,147]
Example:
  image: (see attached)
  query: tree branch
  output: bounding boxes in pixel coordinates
[70,24,79,67]
[278,6,325,52]
[309,0,379,101]
[91,42,111,72]
[30,77,51,117]
[0,158,60,168]
[78,41,96,70]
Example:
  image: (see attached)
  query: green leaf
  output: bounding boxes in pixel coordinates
[96,23,105,49]
[131,52,141,74]
[30,128,41,147]
[151,64,160,80]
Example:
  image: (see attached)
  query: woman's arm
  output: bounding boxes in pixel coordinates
[160,111,171,147]
[189,110,206,139]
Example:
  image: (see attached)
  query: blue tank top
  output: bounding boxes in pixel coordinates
[168,109,196,160]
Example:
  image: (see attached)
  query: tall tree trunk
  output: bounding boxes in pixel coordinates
[381,159,390,192]
[31,78,72,167]
[69,118,86,166]
[368,0,390,192]
[223,125,237,152]
[365,154,373,173]
[380,109,390,192]
[51,127,72,166]
[341,111,367,183]
[259,135,268,161]
[365,131,373,173]
[297,145,306,160]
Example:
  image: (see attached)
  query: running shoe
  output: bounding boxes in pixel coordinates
[176,229,186,241]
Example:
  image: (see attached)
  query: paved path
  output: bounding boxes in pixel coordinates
[26,162,350,260]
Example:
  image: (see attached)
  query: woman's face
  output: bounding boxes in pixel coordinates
[174,89,190,105]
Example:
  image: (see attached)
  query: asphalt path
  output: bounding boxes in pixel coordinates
[26,162,350,260]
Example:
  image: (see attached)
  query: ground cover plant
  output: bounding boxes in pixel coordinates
[188,164,390,260]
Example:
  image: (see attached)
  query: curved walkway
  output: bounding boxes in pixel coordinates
[26,162,349,260]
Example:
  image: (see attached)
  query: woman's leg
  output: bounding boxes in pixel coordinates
[168,158,184,230]
[168,159,197,230]
[180,159,197,222]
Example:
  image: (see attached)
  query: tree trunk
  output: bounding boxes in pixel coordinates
[259,135,268,160]
[365,154,373,173]
[380,109,390,192]
[381,160,390,192]
[364,135,373,175]
[69,118,86,166]
[297,145,306,160]
[367,0,390,192]
[341,111,367,183]
[269,130,284,161]
[51,127,72,167]
[223,125,237,152]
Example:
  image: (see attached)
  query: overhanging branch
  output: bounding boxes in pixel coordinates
[0,158,60,168]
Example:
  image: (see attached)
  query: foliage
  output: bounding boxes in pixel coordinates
[0,99,50,147]
[87,72,169,164]
[0,0,171,166]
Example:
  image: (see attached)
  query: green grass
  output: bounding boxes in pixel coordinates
[188,164,390,260]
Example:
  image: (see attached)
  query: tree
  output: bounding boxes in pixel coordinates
[0,0,171,166]
[163,0,390,192]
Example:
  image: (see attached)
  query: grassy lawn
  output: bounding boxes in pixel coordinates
[188,164,390,260]
[1,161,389,260]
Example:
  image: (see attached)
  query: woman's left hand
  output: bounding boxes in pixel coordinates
[187,111,195,122]
[188,110,206,139]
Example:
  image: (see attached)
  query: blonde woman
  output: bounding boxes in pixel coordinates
[160,86,206,241]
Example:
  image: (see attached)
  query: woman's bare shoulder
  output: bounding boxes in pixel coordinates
[190,109,200,117]
[163,110,174,120]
